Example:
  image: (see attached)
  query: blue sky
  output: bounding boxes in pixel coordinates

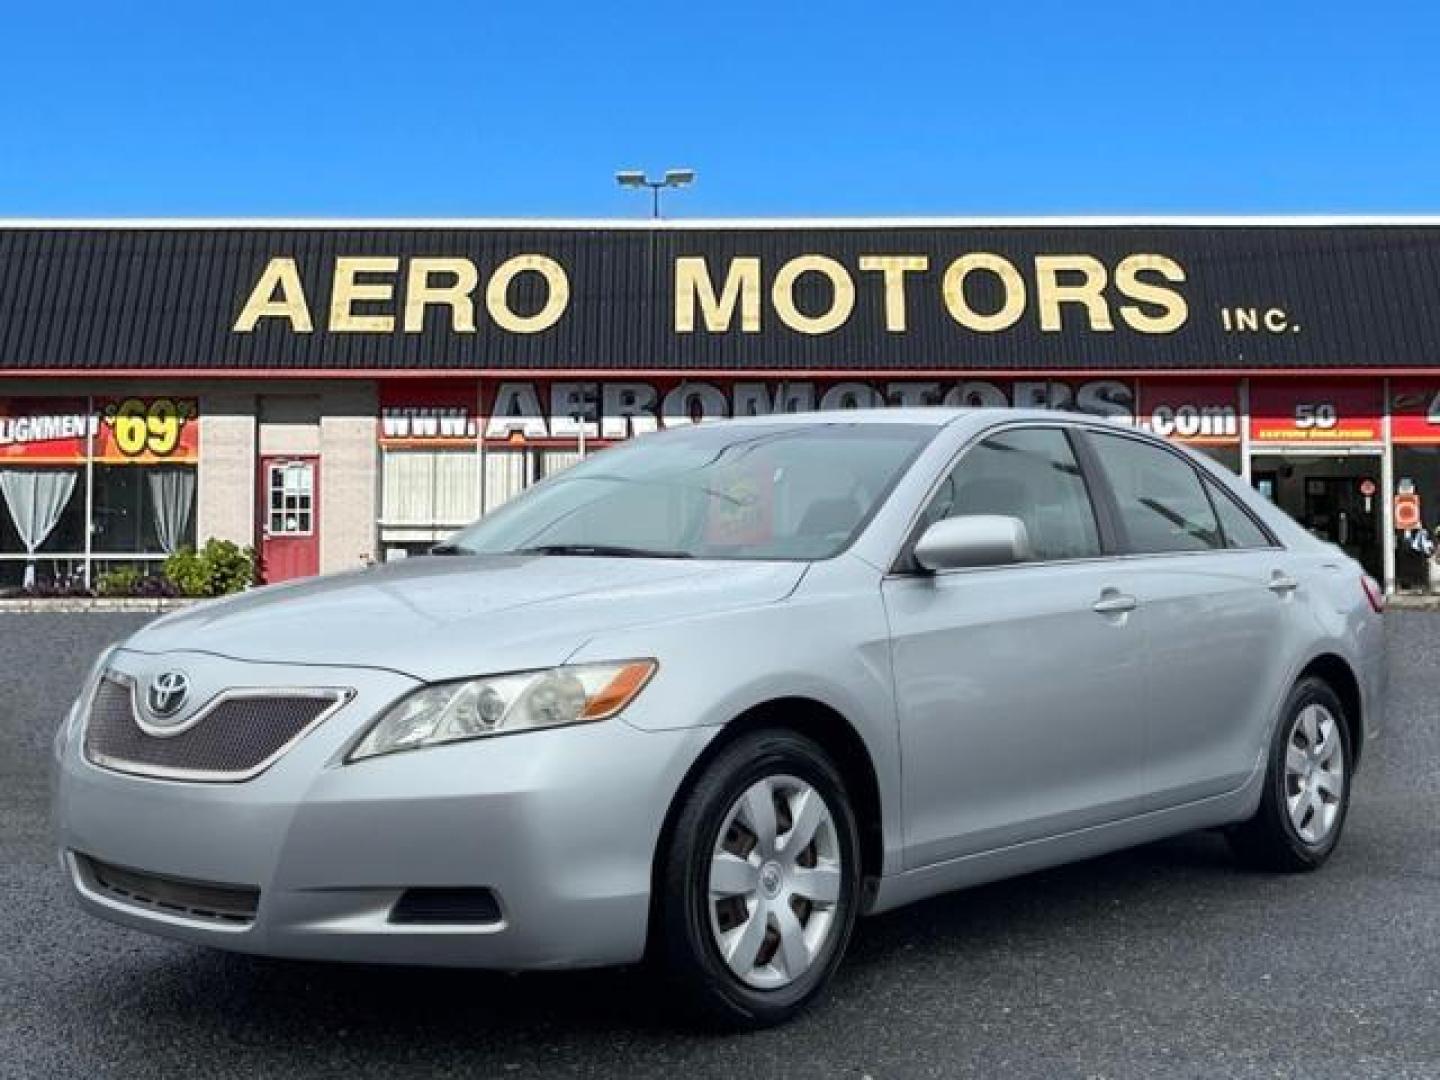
[1,1,1437,217]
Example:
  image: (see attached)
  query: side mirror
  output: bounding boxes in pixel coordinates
[913,515,1031,572]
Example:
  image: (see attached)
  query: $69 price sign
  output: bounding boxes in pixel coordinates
[101,397,198,459]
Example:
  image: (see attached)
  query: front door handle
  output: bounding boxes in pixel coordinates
[1268,573,1299,595]
[1093,592,1138,615]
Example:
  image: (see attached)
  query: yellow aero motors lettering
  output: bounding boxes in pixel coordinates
[674,252,1188,335]
[233,255,571,335]
[231,250,1188,339]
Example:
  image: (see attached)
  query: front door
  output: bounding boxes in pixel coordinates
[258,456,319,582]
[882,425,1150,869]
[1302,475,1381,577]
[1251,454,1383,579]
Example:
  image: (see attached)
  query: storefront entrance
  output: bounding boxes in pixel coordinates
[1251,453,1383,579]
[258,456,320,582]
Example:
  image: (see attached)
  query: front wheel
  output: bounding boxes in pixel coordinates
[655,729,862,1028]
[1229,677,1353,872]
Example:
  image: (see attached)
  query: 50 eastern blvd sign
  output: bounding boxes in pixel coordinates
[234,251,1189,337]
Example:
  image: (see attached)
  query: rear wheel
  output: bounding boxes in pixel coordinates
[1229,677,1353,871]
[656,729,861,1028]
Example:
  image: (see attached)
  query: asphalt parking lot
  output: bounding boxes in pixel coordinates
[2,612,1436,1079]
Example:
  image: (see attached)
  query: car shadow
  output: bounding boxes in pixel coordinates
[850,827,1244,959]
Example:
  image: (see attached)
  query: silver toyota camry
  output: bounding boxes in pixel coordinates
[53,409,1386,1027]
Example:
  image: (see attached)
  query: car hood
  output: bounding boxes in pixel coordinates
[123,555,807,682]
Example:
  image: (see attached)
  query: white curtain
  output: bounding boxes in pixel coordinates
[484,449,529,513]
[0,469,78,587]
[382,450,480,526]
[539,450,583,479]
[147,468,196,554]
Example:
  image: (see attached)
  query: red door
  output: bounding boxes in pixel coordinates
[258,456,320,582]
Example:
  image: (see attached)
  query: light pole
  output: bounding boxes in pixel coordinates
[615,168,696,218]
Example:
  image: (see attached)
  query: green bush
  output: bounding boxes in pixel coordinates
[205,539,258,595]
[163,539,257,598]
[162,548,209,597]
[95,566,142,597]
[91,566,181,599]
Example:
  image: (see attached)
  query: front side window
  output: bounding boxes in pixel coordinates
[919,427,1102,562]
[444,422,937,561]
[1089,432,1223,553]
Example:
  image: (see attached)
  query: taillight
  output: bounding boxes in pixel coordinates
[1361,575,1385,614]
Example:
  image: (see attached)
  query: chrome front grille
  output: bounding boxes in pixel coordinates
[83,674,348,781]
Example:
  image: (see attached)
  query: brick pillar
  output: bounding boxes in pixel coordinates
[196,391,257,550]
[318,383,378,574]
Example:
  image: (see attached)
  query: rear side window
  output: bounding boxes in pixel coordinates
[920,427,1101,561]
[1204,477,1273,548]
[1088,432,1223,553]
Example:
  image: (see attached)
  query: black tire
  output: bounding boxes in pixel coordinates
[655,728,862,1029]
[1229,676,1354,872]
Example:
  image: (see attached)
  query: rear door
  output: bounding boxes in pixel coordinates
[882,424,1151,869]
[1080,430,1293,807]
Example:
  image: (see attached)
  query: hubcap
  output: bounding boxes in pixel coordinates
[707,774,842,990]
[1284,703,1346,845]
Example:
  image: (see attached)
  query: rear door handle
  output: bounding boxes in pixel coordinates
[1093,592,1138,615]
[1268,573,1299,595]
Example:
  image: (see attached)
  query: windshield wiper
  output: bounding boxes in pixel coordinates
[429,542,467,555]
[515,544,694,559]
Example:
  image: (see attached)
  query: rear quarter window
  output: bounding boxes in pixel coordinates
[1204,476,1275,548]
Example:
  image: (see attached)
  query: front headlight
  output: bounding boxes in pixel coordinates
[348,659,657,762]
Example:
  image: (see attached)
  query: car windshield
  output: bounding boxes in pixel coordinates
[441,422,938,561]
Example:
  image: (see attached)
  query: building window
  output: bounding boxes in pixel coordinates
[378,446,588,559]
[484,448,532,510]
[0,396,199,590]
[537,449,583,479]
[0,462,199,589]
[91,464,197,555]
[266,461,314,536]
[380,449,481,554]
[0,468,86,588]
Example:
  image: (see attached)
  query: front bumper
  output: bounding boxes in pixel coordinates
[53,654,714,970]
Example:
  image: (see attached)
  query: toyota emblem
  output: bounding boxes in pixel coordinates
[146,671,191,719]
